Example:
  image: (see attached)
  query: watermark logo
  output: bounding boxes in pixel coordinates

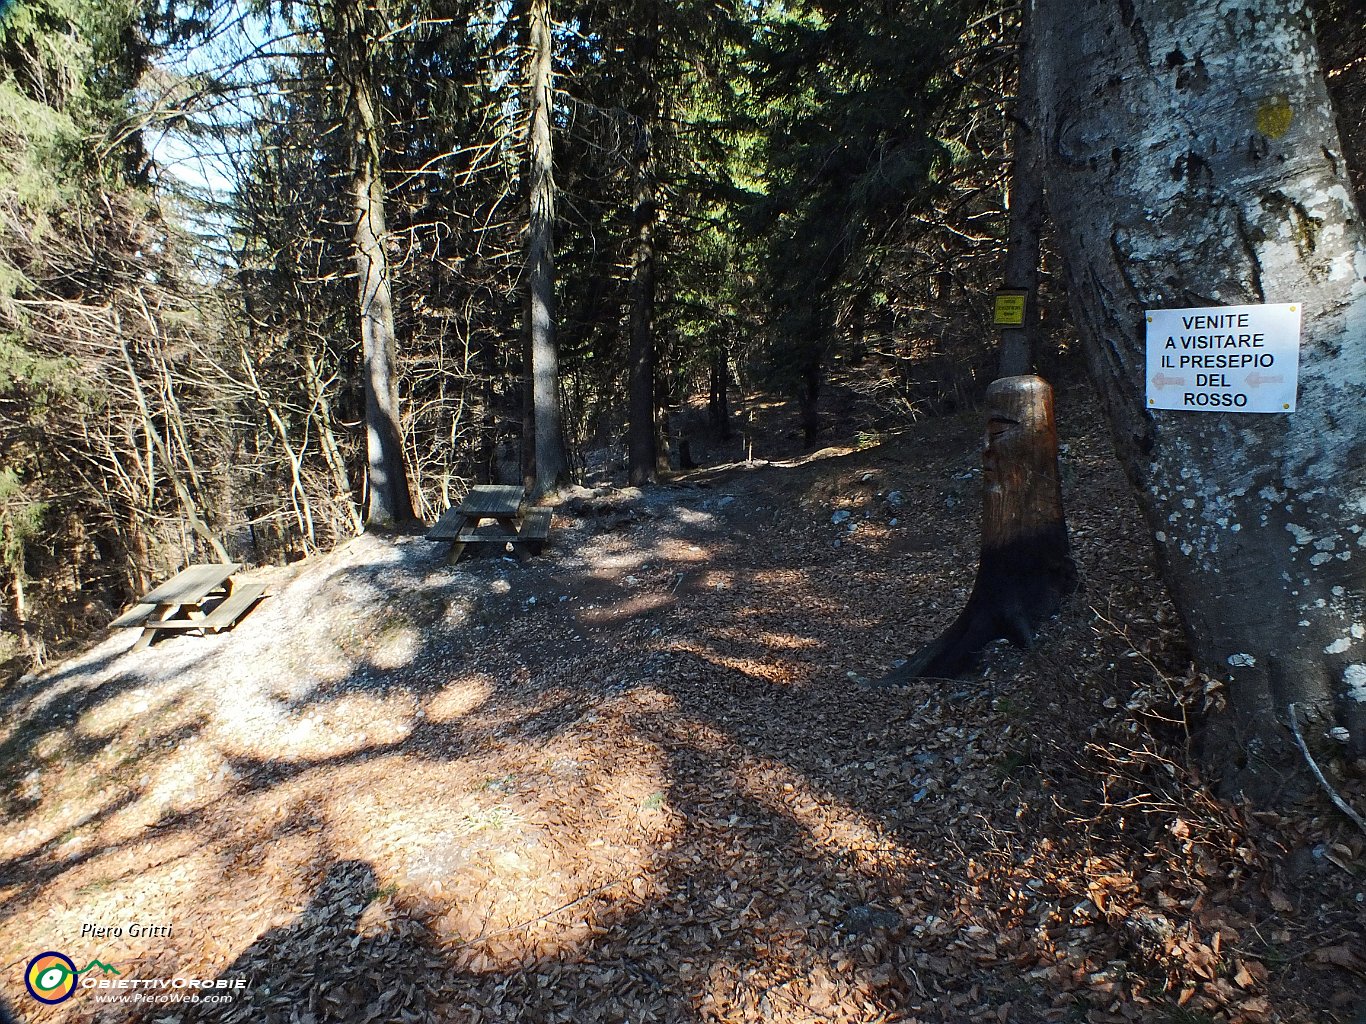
[22,953,121,1005]
[25,951,79,1004]
[21,947,243,1008]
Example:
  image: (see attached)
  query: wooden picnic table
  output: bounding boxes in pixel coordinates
[110,563,267,650]
[427,485,552,564]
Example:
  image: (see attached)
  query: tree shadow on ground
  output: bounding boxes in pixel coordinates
[6,403,1318,1023]
[166,860,451,1024]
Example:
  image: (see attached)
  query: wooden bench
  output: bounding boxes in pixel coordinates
[145,584,268,633]
[111,564,266,649]
[447,510,552,559]
[517,507,552,555]
[427,507,467,542]
[455,522,522,544]
[427,486,553,563]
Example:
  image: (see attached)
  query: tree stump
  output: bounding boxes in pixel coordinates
[888,375,1075,681]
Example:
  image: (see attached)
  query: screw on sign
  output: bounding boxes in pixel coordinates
[993,289,1029,327]
[1144,303,1301,413]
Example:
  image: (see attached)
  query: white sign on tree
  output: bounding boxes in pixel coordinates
[1145,303,1301,413]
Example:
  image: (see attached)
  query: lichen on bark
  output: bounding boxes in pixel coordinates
[1035,0,1366,781]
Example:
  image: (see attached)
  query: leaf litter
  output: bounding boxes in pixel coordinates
[0,377,1362,1024]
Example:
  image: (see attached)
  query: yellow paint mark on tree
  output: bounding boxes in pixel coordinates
[1256,96,1293,139]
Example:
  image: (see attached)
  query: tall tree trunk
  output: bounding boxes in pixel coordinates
[520,325,536,488]
[628,115,659,486]
[709,345,732,440]
[997,4,1044,379]
[525,0,569,495]
[340,2,415,529]
[627,4,662,487]
[799,352,821,446]
[1035,0,1366,774]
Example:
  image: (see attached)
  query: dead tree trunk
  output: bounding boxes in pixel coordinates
[6,556,35,662]
[115,334,232,563]
[888,375,1075,681]
[302,344,364,536]
[239,346,318,552]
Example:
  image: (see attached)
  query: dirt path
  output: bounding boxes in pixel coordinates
[2,391,1361,1024]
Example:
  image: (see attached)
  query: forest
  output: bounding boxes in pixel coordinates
[1,0,1365,1021]
[0,0,1045,658]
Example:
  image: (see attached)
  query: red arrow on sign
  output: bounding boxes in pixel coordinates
[1246,371,1284,387]
[1150,372,1186,389]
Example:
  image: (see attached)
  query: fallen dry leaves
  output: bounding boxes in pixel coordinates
[1,376,1362,1024]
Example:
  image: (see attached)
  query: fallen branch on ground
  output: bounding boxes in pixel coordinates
[1287,702,1366,836]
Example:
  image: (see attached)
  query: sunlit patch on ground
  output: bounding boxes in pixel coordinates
[426,675,493,722]
[1,392,1360,1023]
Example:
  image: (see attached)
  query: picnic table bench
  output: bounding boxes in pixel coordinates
[427,485,553,564]
[110,563,267,650]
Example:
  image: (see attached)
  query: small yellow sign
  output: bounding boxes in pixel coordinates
[993,290,1028,327]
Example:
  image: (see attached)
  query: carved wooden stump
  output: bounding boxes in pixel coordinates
[889,374,1075,681]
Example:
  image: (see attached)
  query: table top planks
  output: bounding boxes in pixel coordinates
[455,485,526,519]
[140,563,241,605]
[109,603,157,628]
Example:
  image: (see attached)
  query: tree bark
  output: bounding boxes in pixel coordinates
[1035,0,1366,770]
[335,1,416,529]
[799,349,821,446]
[628,113,659,485]
[997,4,1044,379]
[889,375,1075,681]
[520,323,536,488]
[525,0,570,496]
[709,345,732,440]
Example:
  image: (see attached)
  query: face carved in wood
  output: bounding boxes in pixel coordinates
[979,377,1067,548]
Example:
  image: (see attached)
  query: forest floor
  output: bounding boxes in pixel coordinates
[1,374,1363,1024]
